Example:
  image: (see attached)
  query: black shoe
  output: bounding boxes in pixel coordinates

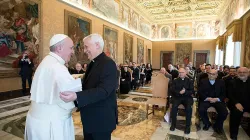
[214,127,223,134]
[170,126,175,131]
[203,123,211,131]
[184,127,190,134]
[230,135,237,140]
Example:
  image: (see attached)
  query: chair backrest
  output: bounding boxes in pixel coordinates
[151,73,169,98]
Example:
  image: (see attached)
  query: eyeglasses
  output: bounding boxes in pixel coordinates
[238,72,248,74]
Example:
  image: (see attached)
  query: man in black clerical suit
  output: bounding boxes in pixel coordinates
[197,64,211,88]
[170,68,194,134]
[71,62,85,74]
[167,64,179,80]
[19,52,34,96]
[198,69,228,134]
[222,67,237,104]
[131,62,140,90]
[60,34,117,140]
[229,67,250,140]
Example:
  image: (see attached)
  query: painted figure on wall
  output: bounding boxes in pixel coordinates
[103,25,118,62]
[124,33,133,64]
[0,0,39,78]
[65,11,91,67]
[131,12,139,31]
[196,24,211,38]
[161,26,170,39]
[137,38,144,64]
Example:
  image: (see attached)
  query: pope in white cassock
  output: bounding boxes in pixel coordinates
[24,34,82,140]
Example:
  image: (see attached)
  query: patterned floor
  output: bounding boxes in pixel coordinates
[0,93,249,140]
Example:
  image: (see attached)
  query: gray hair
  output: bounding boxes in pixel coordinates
[83,34,104,50]
[49,40,65,52]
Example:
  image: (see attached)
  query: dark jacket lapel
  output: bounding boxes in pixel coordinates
[84,61,101,84]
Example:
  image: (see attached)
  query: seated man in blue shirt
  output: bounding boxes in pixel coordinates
[198,69,228,134]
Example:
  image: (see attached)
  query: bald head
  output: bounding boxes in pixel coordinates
[237,67,249,81]
[160,67,166,74]
[179,68,186,78]
[208,69,218,80]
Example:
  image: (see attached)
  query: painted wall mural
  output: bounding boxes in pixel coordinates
[196,23,211,38]
[176,23,192,38]
[64,10,91,67]
[103,25,118,62]
[0,0,40,78]
[244,16,250,67]
[139,18,151,38]
[121,3,130,28]
[137,38,144,64]
[131,12,139,31]
[92,0,119,20]
[175,43,192,65]
[123,33,133,64]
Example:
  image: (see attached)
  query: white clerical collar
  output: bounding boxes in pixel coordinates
[49,52,65,65]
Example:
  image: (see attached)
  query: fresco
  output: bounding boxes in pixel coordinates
[0,0,40,78]
[176,23,192,38]
[92,0,119,20]
[103,25,118,62]
[196,24,211,38]
[64,10,91,67]
[244,16,250,67]
[137,38,144,64]
[175,43,192,65]
[160,26,171,39]
[131,12,139,31]
[123,33,133,64]
[121,3,130,28]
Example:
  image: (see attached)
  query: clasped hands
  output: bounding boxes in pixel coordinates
[206,97,219,103]
[60,91,77,103]
[179,88,185,94]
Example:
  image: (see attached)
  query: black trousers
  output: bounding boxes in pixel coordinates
[230,106,250,138]
[171,96,194,127]
[131,79,138,90]
[199,101,228,129]
[21,75,32,95]
[84,131,112,140]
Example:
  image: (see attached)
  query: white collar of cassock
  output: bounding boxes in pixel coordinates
[49,52,65,65]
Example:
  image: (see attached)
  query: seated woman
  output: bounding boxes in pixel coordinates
[120,66,131,94]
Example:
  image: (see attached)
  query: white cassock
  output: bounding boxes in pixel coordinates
[24,52,82,140]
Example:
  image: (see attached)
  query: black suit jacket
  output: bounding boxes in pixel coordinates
[167,69,179,80]
[76,53,118,133]
[198,79,226,102]
[228,77,250,108]
[171,77,194,97]
[19,59,34,77]
[132,67,140,80]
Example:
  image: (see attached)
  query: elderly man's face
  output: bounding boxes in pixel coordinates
[160,68,165,74]
[208,69,218,80]
[75,63,82,71]
[179,68,186,79]
[237,68,249,80]
[61,38,74,63]
[83,38,97,60]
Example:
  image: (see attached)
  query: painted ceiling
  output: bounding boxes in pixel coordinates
[123,0,228,24]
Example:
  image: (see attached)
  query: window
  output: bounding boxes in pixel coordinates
[225,34,241,67]
[215,45,224,65]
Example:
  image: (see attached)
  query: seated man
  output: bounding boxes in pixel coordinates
[222,67,237,104]
[170,68,194,134]
[229,67,250,140]
[198,69,228,134]
[72,62,85,74]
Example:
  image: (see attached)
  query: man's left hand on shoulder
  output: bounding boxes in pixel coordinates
[60,91,77,102]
